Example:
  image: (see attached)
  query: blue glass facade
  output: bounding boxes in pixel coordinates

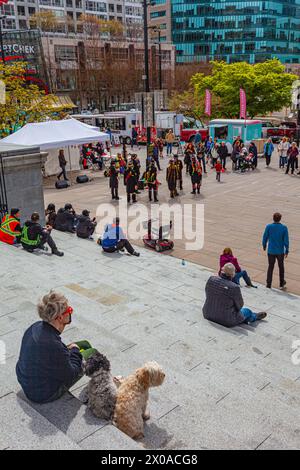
[171,0,300,64]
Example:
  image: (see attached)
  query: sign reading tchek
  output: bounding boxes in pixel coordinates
[1,44,36,55]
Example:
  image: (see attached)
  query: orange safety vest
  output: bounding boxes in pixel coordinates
[0,215,21,245]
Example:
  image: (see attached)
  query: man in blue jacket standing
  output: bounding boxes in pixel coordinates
[262,212,289,290]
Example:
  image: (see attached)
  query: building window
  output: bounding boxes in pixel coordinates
[17,6,26,16]
[150,11,166,19]
[117,5,122,13]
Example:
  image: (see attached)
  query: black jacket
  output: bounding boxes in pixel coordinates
[16,321,83,403]
[76,215,96,239]
[218,145,228,158]
[55,209,76,233]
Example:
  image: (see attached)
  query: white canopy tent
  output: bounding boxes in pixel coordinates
[1,119,109,174]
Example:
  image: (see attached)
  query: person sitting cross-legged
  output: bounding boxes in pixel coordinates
[76,210,97,240]
[219,247,257,288]
[203,263,267,328]
[21,212,64,257]
[0,208,22,245]
[16,291,97,404]
[98,217,140,256]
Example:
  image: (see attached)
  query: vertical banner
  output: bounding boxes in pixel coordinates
[205,89,211,116]
[240,88,247,119]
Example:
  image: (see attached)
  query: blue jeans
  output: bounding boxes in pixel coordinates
[167,143,173,155]
[233,270,251,286]
[241,307,257,323]
[279,156,287,168]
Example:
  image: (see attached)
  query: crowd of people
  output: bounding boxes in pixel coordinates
[12,210,290,408]
[0,129,294,412]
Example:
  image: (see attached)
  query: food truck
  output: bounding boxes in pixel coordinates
[208,119,262,144]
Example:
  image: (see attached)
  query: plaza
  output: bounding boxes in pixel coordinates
[0,228,299,450]
[45,147,300,294]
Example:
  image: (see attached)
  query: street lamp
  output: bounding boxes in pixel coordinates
[143,0,153,152]
[149,25,162,90]
[0,15,6,65]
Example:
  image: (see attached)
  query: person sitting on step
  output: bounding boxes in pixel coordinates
[203,263,267,328]
[21,212,64,257]
[76,209,97,240]
[54,203,77,233]
[16,291,97,404]
[219,247,257,288]
[0,208,22,245]
[98,217,140,256]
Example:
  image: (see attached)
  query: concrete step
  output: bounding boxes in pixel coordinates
[18,391,143,450]
[0,392,81,450]
[1,232,300,450]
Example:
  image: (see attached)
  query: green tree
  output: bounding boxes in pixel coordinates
[0,62,68,138]
[191,59,298,118]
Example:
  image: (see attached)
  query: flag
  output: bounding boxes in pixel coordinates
[0,1,9,4]
[205,89,211,116]
[240,88,247,119]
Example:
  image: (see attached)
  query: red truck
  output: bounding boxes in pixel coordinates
[265,121,297,142]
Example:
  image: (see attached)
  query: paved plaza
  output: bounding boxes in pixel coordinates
[0,229,300,450]
[44,147,300,294]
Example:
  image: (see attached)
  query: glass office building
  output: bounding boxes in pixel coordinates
[171,0,300,64]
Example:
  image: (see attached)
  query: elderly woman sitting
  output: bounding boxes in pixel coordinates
[16,291,97,404]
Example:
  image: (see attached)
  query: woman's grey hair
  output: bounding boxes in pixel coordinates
[37,291,68,323]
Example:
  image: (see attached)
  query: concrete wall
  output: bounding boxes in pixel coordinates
[2,150,47,225]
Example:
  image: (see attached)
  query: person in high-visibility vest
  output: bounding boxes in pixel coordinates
[21,212,64,257]
[0,208,22,245]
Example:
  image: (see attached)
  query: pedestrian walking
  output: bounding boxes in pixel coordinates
[278,137,289,168]
[262,212,289,290]
[217,141,228,169]
[215,160,223,182]
[166,129,175,156]
[286,142,299,175]
[264,138,274,167]
[57,149,68,181]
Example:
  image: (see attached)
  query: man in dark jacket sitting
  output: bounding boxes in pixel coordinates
[76,209,97,240]
[21,212,64,257]
[16,291,97,404]
[202,263,267,327]
[54,203,77,233]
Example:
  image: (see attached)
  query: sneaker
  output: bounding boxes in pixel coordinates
[132,251,140,257]
[280,281,287,290]
[52,249,64,257]
[256,312,267,321]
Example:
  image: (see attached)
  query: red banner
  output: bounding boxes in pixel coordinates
[0,1,9,4]
[205,89,211,116]
[240,88,247,119]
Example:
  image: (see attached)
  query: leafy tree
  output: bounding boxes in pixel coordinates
[171,59,298,119]
[0,62,68,138]
[29,10,59,32]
